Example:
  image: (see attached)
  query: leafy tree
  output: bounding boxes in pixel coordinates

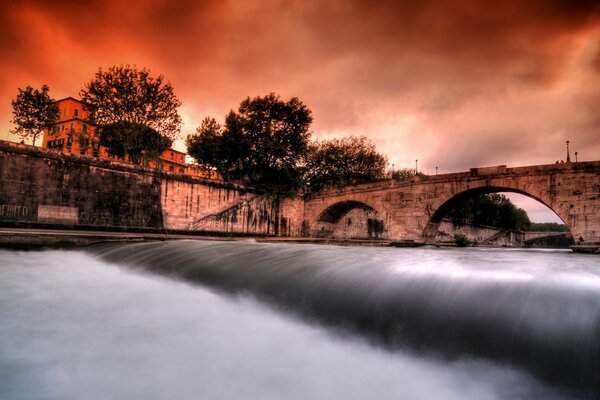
[389,168,422,180]
[454,233,470,247]
[99,121,172,164]
[527,222,568,232]
[186,93,312,194]
[186,117,239,179]
[80,65,182,164]
[304,136,388,192]
[10,85,60,146]
[448,193,531,231]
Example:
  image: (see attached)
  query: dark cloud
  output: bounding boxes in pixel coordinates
[1,0,599,171]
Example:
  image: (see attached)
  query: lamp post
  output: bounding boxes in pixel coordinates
[415,159,418,175]
[566,140,571,162]
[436,166,438,175]
[575,152,578,162]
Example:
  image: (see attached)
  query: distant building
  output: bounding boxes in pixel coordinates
[41,97,216,179]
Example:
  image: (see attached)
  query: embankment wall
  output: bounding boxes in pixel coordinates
[0,141,304,236]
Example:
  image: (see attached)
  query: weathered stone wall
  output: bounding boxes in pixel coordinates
[3,140,597,243]
[314,207,385,239]
[160,178,305,236]
[435,220,515,246]
[0,142,163,228]
[0,141,304,235]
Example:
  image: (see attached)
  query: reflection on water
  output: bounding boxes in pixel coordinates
[0,244,597,399]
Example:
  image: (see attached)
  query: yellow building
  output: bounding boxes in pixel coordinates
[41,97,213,178]
[41,97,105,158]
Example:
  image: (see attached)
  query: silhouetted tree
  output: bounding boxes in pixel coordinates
[527,222,568,232]
[448,193,531,231]
[389,168,421,180]
[186,117,237,179]
[99,121,172,164]
[186,93,312,194]
[80,65,181,164]
[10,85,59,146]
[304,136,388,192]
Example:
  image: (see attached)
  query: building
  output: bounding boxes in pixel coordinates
[145,148,187,174]
[41,97,215,178]
[41,97,107,158]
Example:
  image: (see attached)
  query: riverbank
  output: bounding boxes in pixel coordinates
[0,227,588,252]
[0,227,393,250]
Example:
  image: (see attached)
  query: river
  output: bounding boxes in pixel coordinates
[1,241,598,399]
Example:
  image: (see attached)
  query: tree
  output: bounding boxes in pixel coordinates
[389,168,421,180]
[448,193,531,231]
[186,117,234,178]
[99,121,172,164]
[10,85,60,146]
[304,136,388,192]
[186,93,313,194]
[80,65,182,164]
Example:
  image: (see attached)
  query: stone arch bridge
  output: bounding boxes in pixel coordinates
[303,162,600,244]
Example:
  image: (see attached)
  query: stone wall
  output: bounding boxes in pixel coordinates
[0,142,163,228]
[435,220,515,246]
[0,141,304,236]
[4,140,596,243]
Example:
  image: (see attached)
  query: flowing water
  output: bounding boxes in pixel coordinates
[1,241,599,399]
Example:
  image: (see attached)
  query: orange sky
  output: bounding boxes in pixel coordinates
[1,0,599,220]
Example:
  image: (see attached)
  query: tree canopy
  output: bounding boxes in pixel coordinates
[185,117,228,177]
[10,85,59,146]
[99,121,172,165]
[304,136,388,192]
[80,65,181,163]
[448,193,531,231]
[186,93,312,194]
[389,168,422,180]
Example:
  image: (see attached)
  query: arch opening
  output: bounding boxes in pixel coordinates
[314,200,386,239]
[422,186,572,247]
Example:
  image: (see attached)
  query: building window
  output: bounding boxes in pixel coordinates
[179,167,185,174]
[170,152,174,160]
[82,124,87,133]
[74,109,79,117]
[181,155,184,162]
[169,165,175,172]
[47,138,65,149]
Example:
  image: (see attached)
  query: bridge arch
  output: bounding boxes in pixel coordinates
[421,185,572,244]
[313,200,387,239]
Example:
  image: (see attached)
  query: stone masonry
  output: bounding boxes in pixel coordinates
[303,163,600,243]
[1,140,599,243]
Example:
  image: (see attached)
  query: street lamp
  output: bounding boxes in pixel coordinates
[566,140,571,162]
[415,159,418,175]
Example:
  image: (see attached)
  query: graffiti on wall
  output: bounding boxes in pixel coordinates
[0,204,30,219]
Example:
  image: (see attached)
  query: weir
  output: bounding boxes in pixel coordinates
[91,240,600,395]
